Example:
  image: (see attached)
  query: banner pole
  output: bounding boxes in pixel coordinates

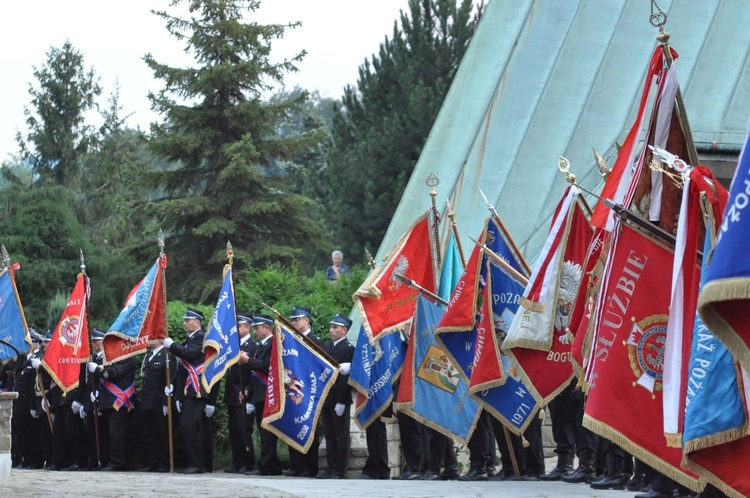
[158,230,175,473]
[80,250,102,468]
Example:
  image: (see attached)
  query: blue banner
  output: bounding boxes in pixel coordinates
[479,218,541,434]
[107,260,159,340]
[398,296,481,442]
[262,324,337,453]
[684,232,746,450]
[201,267,239,393]
[349,326,406,429]
[0,268,31,362]
[438,232,464,303]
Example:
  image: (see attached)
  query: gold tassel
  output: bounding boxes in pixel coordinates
[522,437,530,448]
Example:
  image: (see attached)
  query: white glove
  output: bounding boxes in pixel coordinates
[79,407,87,419]
[30,409,38,419]
[204,404,215,418]
[87,362,99,373]
[41,398,49,413]
[163,405,168,417]
[164,384,174,396]
[176,400,182,413]
[71,401,82,414]
[90,391,99,404]
[31,358,41,370]
[245,403,255,415]
[334,403,346,417]
[163,337,174,349]
[339,362,351,376]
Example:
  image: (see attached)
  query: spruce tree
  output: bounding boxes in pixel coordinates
[321,0,482,258]
[143,0,326,300]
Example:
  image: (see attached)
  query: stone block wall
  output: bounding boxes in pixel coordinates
[0,393,18,486]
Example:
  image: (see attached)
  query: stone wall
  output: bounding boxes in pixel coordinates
[0,392,18,485]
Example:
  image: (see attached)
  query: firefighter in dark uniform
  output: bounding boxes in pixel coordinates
[88,342,137,471]
[163,307,210,474]
[83,330,109,469]
[139,338,174,472]
[240,313,282,476]
[319,313,355,479]
[224,312,257,474]
[12,330,45,469]
[285,305,325,477]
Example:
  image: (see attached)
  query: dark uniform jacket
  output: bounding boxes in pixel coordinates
[140,347,175,411]
[324,338,355,408]
[224,336,257,408]
[247,336,272,407]
[169,330,206,400]
[98,357,137,411]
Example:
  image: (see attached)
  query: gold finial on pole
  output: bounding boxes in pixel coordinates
[446,198,467,267]
[79,249,86,275]
[426,172,442,273]
[227,241,234,266]
[650,0,667,31]
[364,247,376,270]
[557,155,576,184]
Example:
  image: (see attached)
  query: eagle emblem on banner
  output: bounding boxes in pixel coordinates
[626,314,668,394]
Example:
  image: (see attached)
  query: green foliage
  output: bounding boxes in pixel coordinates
[317,0,482,258]
[142,0,329,303]
[17,40,101,187]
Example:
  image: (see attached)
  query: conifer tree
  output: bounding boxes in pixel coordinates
[143,0,326,300]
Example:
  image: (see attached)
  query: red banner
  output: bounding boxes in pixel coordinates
[42,273,90,393]
[468,269,505,393]
[583,223,699,490]
[354,213,435,343]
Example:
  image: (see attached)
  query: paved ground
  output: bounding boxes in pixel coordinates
[6,468,638,497]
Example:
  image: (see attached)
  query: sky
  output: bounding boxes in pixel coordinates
[0,0,410,161]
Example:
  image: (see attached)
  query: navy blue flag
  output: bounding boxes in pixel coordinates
[201,266,239,393]
[349,326,406,429]
[395,296,481,442]
[262,322,338,453]
[698,126,750,374]
[0,265,31,362]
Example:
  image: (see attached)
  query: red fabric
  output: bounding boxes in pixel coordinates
[356,214,436,342]
[263,333,282,419]
[584,224,698,486]
[395,319,417,404]
[436,236,482,334]
[42,274,91,393]
[103,256,167,363]
[468,271,504,392]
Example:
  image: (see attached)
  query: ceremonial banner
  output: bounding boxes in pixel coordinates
[395,296,480,443]
[103,257,166,364]
[349,326,406,429]
[503,190,592,403]
[438,232,464,303]
[262,322,337,452]
[42,273,91,393]
[434,238,483,378]
[354,213,436,343]
[590,46,677,231]
[201,266,239,393]
[698,128,750,374]
[662,167,728,443]
[681,231,750,498]
[0,263,32,362]
[583,223,699,490]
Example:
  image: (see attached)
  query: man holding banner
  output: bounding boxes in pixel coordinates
[163,307,208,474]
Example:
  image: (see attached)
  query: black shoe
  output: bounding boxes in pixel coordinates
[488,471,513,482]
[283,468,303,477]
[182,467,203,475]
[224,467,243,474]
[627,474,646,491]
[157,467,170,473]
[459,468,488,481]
[100,466,124,472]
[590,474,627,490]
[61,464,79,472]
[139,467,155,472]
[299,470,317,478]
[562,468,597,484]
[635,491,673,498]
[244,469,260,476]
[513,474,540,481]
[440,471,460,481]
[540,467,574,481]
[45,464,61,471]
[357,473,375,480]
[419,471,439,481]
[394,469,420,480]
